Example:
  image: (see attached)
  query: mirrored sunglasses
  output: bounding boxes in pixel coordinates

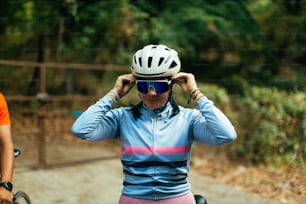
[136,80,172,94]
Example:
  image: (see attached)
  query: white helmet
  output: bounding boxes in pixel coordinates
[131,44,181,78]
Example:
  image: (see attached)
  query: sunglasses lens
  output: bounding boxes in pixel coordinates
[137,82,149,93]
[137,81,170,94]
[152,82,170,94]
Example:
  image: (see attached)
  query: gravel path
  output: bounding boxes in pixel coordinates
[12,142,277,204]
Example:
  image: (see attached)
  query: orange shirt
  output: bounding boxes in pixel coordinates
[0,92,11,125]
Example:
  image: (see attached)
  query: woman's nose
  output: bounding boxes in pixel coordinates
[147,87,157,96]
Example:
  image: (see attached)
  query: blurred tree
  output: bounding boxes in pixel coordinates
[284,0,302,14]
[0,0,305,93]
[248,0,306,90]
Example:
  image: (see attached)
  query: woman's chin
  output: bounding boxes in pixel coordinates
[144,102,161,109]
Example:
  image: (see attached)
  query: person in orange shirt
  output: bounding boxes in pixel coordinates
[0,92,14,204]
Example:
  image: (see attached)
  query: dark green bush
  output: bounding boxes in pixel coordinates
[179,83,306,166]
[233,87,306,165]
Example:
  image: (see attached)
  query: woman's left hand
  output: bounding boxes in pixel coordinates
[171,72,198,95]
[0,188,13,204]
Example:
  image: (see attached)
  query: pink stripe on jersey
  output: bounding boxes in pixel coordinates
[122,146,190,154]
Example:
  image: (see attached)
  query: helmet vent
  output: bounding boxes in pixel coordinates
[138,57,142,67]
[148,57,152,68]
[158,57,165,66]
[170,61,177,68]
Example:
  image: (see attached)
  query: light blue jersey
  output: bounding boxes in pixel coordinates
[71,95,236,200]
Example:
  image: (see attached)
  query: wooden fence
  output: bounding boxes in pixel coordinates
[0,60,129,167]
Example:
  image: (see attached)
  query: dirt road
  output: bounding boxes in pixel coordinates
[14,158,277,204]
[13,142,277,204]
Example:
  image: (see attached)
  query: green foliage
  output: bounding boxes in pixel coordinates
[173,82,306,166]
[2,0,305,90]
[1,0,306,166]
[0,67,33,94]
[233,87,306,165]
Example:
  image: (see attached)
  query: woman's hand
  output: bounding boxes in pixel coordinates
[113,74,136,98]
[0,188,13,204]
[171,72,198,95]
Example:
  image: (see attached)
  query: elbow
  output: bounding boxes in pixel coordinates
[70,123,79,136]
[70,126,78,136]
[215,127,237,145]
[71,125,86,139]
[225,127,237,143]
[71,123,96,140]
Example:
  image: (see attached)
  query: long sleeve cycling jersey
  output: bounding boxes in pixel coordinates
[71,95,236,200]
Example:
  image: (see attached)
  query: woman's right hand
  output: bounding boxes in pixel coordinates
[113,74,136,98]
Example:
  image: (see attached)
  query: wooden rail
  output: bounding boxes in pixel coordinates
[1,60,128,167]
[0,60,129,71]
[6,95,99,101]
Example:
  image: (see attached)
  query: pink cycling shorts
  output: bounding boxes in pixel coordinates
[119,192,196,204]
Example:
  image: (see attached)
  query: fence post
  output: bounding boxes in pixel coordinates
[37,65,48,167]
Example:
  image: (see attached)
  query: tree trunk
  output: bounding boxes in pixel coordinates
[27,33,44,95]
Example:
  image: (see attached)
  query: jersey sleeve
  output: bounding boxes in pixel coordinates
[192,96,236,145]
[0,93,11,125]
[71,95,120,140]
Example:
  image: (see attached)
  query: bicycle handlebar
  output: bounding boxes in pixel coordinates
[14,149,21,158]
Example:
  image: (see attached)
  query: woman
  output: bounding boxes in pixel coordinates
[71,44,237,204]
[0,92,14,204]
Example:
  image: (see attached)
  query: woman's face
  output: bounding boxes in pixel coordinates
[136,78,171,109]
[139,89,170,109]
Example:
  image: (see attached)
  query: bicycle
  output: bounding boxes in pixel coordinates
[194,194,207,204]
[12,149,32,204]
